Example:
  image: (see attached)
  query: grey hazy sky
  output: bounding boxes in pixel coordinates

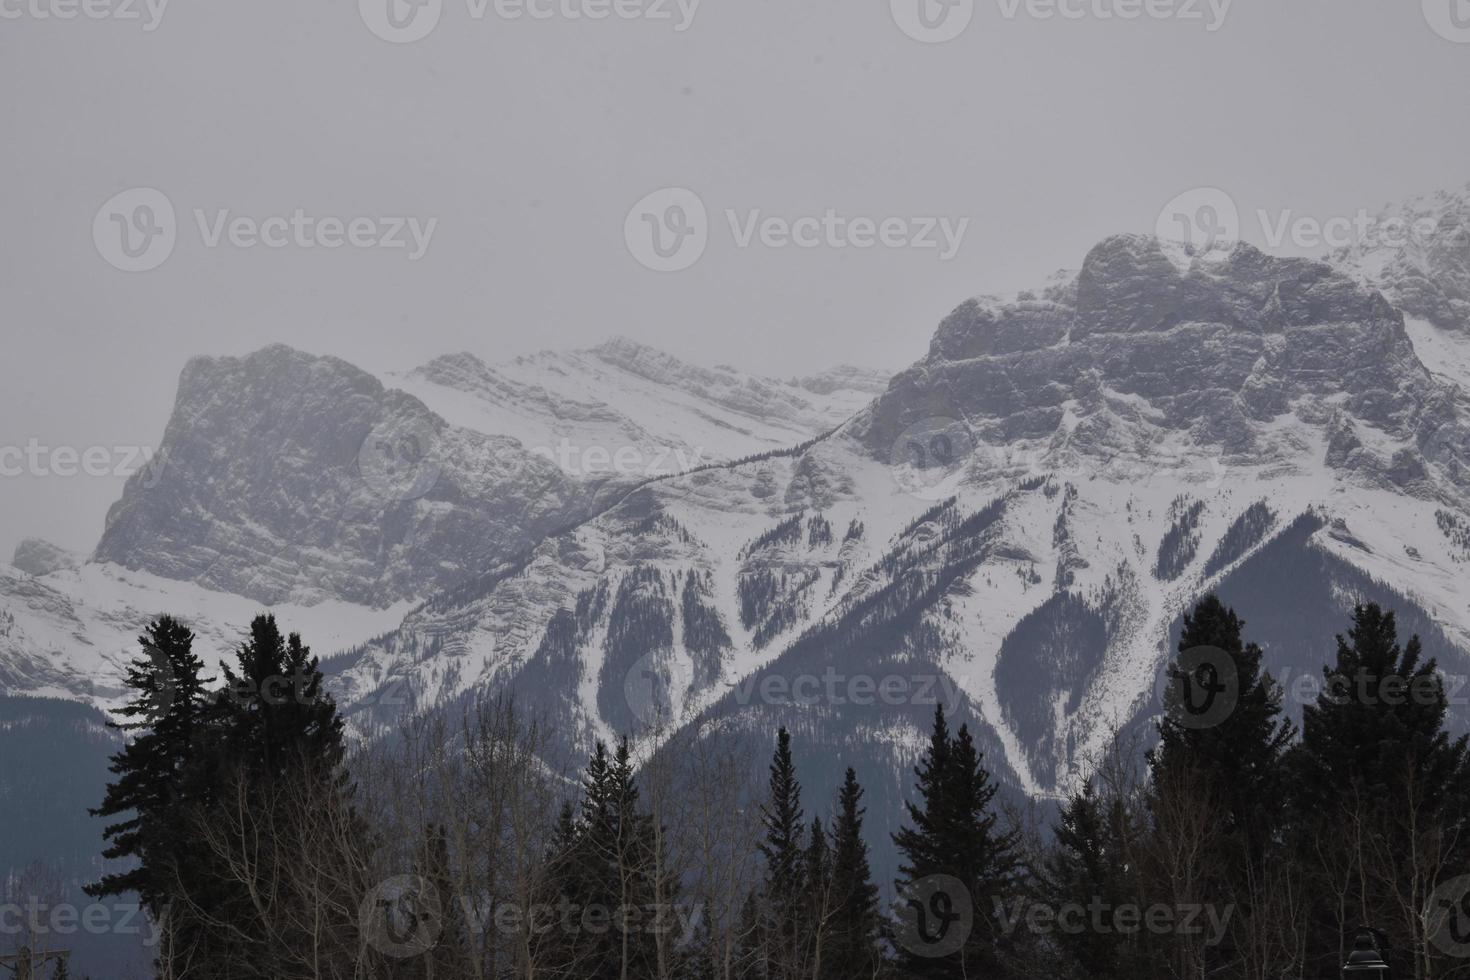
[2,0,1468,559]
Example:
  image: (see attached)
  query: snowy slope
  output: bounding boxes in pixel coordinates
[0,559,409,706]
[329,231,1470,809]
[390,338,889,478]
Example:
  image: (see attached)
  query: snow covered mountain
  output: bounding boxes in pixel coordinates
[326,230,1470,842]
[391,338,889,479]
[0,341,887,706]
[9,186,1470,854]
[1328,182,1470,395]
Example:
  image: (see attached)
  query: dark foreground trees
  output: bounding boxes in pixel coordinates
[90,597,1470,980]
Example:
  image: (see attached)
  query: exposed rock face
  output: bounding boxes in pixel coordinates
[855,235,1470,497]
[1331,183,1470,334]
[326,230,1470,863]
[12,539,80,577]
[93,345,594,607]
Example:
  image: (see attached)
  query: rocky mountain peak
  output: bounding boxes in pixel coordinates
[858,234,1467,501]
[1331,181,1470,334]
[93,344,592,607]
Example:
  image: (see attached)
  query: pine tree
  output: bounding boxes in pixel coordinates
[758,727,806,980]
[184,615,363,977]
[893,705,1020,979]
[1042,781,1137,979]
[1151,595,1294,856]
[825,768,883,980]
[801,817,831,979]
[566,737,666,980]
[86,616,213,980]
[1289,604,1470,979]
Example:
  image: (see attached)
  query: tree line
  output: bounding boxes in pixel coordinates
[77,595,1470,979]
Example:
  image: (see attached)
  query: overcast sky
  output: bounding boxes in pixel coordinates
[2,0,1468,558]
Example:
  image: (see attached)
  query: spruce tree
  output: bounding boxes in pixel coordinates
[801,817,831,979]
[186,615,361,977]
[568,737,665,980]
[894,705,1020,979]
[826,768,882,980]
[758,727,806,980]
[86,615,213,963]
[1043,780,1137,979]
[1289,604,1470,979]
[1151,595,1294,855]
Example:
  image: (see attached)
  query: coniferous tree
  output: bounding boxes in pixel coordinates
[801,816,831,979]
[1041,780,1141,980]
[1151,595,1294,856]
[758,727,806,980]
[184,615,362,978]
[826,768,883,980]
[1147,596,1296,977]
[563,737,667,980]
[1289,604,1470,980]
[87,617,213,916]
[893,705,1020,979]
